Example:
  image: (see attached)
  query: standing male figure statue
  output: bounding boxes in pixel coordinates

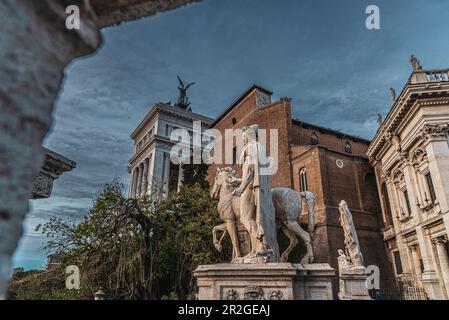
[232,124,279,262]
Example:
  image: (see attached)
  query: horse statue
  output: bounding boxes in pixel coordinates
[210,167,316,264]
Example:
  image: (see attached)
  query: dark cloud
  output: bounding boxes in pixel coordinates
[14,0,449,269]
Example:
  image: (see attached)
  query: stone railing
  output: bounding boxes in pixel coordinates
[425,69,449,83]
[410,69,449,84]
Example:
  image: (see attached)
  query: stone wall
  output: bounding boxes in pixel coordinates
[91,0,202,27]
[207,87,293,189]
[0,0,199,299]
[291,145,395,294]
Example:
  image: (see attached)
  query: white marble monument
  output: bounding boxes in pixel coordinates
[337,200,372,300]
[195,124,335,300]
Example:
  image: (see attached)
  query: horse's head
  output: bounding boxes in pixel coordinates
[210,167,239,199]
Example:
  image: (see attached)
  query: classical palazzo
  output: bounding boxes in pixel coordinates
[367,56,449,299]
[128,102,212,198]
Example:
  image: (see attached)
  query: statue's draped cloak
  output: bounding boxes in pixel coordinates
[241,141,279,261]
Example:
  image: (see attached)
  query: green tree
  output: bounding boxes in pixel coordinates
[34,179,229,300]
[181,158,210,189]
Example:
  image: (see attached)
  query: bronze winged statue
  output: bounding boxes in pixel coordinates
[176,75,195,110]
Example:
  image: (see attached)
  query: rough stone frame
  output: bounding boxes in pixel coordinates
[0,0,201,299]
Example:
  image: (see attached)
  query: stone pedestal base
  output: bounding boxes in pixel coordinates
[194,263,335,300]
[338,267,372,300]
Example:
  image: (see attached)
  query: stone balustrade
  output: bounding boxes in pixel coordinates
[425,69,449,83]
[410,68,449,84]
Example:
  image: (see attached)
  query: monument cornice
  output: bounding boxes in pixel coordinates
[131,103,213,140]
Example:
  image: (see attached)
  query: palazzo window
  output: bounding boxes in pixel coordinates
[393,251,403,275]
[381,183,394,227]
[393,169,412,220]
[411,148,437,209]
[425,173,436,204]
[403,190,412,216]
[299,168,308,192]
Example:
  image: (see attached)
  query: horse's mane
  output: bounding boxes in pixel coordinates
[219,167,240,190]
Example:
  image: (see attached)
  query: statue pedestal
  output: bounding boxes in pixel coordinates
[338,267,372,300]
[194,263,335,300]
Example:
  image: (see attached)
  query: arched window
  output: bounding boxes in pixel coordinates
[232,117,237,125]
[311,132,319,145]
[299,168,308,192]
[344,141,352,154]
[381,183,393,227]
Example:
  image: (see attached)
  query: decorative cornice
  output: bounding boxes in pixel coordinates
[32,148,76,199]
[131,103,213,139]
[367,78,449,161]
[381,170,391,182]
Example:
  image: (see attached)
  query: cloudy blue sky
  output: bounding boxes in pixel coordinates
[13,0,449,269]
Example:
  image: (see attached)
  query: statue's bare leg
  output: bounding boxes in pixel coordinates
[226,220,241,258]
[239,191,258,258]
[280,225,298,262]
[285,220,314,264]
[240,216,258,258]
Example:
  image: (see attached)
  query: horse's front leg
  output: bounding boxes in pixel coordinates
[212,223,228,252]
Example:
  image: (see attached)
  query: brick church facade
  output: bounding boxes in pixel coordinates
[207,84,395,291]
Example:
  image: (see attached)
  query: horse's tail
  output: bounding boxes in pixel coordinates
[299,191,316,240]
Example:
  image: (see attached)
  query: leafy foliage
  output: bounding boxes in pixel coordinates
[26,179,229,300]
[181,159,210,190]
[6,269,83,300]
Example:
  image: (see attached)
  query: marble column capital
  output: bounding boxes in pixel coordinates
[432,235,448,245]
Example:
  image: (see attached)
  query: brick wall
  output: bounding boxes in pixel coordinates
[208,88,293,188]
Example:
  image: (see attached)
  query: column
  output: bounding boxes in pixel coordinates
[136,163,143,198]
[129,168,136,198]
[152,150,165,195]
[163,153,171,196]
[0,0,101,299]
[146,154,154,196]
[422,125,449,213]
[411,244,423,285]
[433,236,449,296]
[141,158,149,197]
[177,163,184,192]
